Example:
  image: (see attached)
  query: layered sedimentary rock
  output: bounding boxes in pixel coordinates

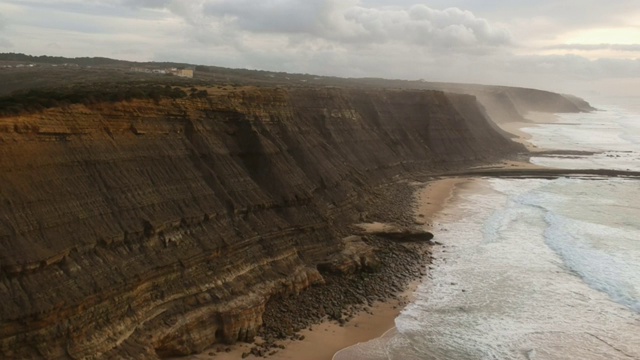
[0,86,537,358]
[422,84,596,124]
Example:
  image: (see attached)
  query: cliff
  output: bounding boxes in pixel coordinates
[1,86,527,358]
[405,83,596,124]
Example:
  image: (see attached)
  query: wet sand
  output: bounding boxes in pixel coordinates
[190,177,462,360]
[265,178,462,360]
[497,111,559,152]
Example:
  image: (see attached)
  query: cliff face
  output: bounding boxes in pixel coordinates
[473,87,595,125]
[0,87,522,358]
[414,84,596,125]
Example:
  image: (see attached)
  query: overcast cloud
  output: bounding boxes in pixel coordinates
[0,0,638,97]
[546,44,640,52]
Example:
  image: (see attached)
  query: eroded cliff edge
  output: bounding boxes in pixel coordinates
[0,86,545,358]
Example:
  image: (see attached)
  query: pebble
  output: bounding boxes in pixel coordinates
[253,183,433,357]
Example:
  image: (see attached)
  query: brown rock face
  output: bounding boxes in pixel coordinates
[317,235,379,274]
[0,87,522,358]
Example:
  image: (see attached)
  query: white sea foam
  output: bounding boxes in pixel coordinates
[395,180,640,359]
[334,100,640,360]
[527,104,640,170]
[516,178,640,313]
[544,210,640,312]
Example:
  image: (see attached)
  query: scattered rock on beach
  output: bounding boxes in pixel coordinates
[251,182,435,358]
[259,236,432,349]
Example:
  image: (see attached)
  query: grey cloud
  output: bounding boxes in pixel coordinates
[545,44,640,52]
[120,0,196,20]
[500,55,640,80]
[122,0,173,8]
[0,13,7,31]
[203,0,333,34]
[353,5,512,47]
[0,12,11,47]
[9,0,170,21]
[0,38,13,48]
[383,0,640,49]
[593,58,640,78]
[408,5,508,45]
[113,0,513,55]
[0,14,12,48]
[198,1,512,50]
[397,0,638,26]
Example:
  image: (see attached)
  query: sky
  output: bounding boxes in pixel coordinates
[0,0,638,98]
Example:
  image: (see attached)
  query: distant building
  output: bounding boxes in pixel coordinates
[175,69,194,78]
[130,67,151,73]
[130,66,194,78]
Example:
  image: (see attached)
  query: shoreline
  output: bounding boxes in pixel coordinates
[181,115,629,360]
[191,177,464,360]
[497,111,560,152]
[254,116,560,360]
[268,177,465,360]
[332,177,470,360]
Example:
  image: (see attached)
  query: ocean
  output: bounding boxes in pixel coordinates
[335,100,640,359]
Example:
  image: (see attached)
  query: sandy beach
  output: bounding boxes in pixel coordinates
[185,176,463,360]
[497,111,560,151]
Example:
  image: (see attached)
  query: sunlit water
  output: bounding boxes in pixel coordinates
[334,100,640,359]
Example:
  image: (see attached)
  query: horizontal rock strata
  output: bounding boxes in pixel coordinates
[0,86,538,358]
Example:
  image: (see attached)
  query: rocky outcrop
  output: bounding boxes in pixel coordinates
[317,235,379,274]
[354,224,435,243]
[0,86,525,358]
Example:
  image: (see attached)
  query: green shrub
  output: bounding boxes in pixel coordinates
[0,83,191,116]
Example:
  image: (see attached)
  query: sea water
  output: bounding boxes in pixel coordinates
[334,101,640,359]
